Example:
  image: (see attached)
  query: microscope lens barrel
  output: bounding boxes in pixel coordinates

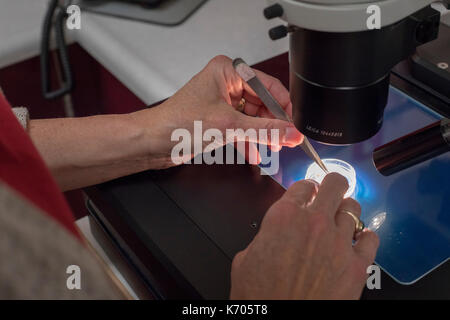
[288,6,441,145]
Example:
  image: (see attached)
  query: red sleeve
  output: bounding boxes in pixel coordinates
[0,92,80,239]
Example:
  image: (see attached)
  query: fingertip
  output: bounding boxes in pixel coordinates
[324,172,349,191]
[354,229,380,263]
[284,179,319,207]
[270,144,282,153]
[283,126,303,147]
[298,132,305,145]
[366,229,380,248]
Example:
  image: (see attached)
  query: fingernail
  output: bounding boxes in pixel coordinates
[284,126,302,145]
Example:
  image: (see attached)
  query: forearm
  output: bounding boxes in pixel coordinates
[29,107,169,191]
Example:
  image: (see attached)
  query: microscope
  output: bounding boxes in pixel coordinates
[263,0,450,174]
[77,1,450,299]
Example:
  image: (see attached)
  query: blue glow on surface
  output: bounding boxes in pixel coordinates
[261,87,450,284]
[353,165,377,202]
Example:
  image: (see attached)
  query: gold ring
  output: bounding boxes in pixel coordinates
[339,209,365,235]
[237,98,246,113]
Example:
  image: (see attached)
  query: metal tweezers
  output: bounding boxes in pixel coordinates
[233,58,328,174]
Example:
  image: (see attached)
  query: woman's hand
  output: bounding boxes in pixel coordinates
[132,55,303,169]
[230,173,380,300]
[29,55,303,191]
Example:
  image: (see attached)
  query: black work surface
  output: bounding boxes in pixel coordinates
[85,152,450,300]
[86,160,285,299]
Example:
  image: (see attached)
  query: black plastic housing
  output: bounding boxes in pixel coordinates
[373,119,450,176]
[289,6,441,144]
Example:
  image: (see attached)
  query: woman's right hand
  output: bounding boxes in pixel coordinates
[130,55,303,170]
[230,173,379,300]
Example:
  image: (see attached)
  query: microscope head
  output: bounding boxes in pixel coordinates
[264,0,445,145]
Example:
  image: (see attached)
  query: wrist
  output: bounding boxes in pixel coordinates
[127,102,177,169]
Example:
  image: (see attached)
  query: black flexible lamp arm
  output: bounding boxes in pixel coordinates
[40,0,73,100]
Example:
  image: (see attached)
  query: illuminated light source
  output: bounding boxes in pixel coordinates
[305,159,357,198]
[368,212,387,232]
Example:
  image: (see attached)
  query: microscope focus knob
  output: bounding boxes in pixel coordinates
[269,25,288,40]
[264,4,284,20]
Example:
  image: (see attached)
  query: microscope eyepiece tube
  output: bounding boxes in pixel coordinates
[373,118,450,176]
